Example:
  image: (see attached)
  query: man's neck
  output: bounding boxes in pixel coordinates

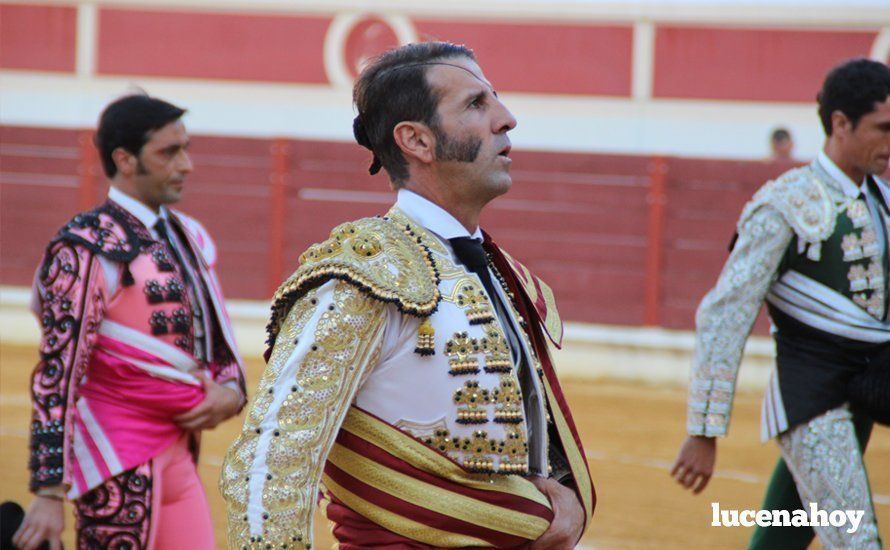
[403,185,481,234]
[111,183,161,215]
[823,141,865,184]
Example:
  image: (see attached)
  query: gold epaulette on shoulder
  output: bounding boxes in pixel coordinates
[266,216,441,347]
[740,165,837,260]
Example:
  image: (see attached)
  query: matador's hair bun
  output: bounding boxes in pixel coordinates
[352,115,381,175]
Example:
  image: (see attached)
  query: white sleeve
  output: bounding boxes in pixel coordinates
[687,203,794,437]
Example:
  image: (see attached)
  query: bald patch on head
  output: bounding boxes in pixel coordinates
[375,61,490,88]
[424,61,495,94]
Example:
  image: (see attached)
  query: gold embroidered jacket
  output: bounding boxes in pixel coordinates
[220,209,574,548]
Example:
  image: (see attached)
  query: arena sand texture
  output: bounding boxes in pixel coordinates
[1,344,887,549]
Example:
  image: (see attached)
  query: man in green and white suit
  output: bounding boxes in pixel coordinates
[673,58,890,549]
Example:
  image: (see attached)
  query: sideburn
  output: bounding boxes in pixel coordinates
[434,126,482,163]
[135,157,149,176]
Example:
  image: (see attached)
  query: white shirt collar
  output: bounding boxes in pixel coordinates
[817,149,863,199]
[395,189,483,241]
[108,186,168,232]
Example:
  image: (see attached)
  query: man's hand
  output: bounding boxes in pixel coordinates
[670,435,716,494]
[12,495,63,550]
[529,476,584,550]
[173,372,241,431]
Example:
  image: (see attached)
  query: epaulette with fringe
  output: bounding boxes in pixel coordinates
[265,214,441,352]
[739,165,838,261]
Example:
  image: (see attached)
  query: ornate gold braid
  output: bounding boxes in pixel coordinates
[265,214,441,351]
[222,282,386,549]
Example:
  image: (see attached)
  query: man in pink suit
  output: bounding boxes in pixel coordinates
[13,94,247,550]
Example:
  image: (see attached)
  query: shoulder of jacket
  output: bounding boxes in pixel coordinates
[50,201,147,263]
[739,165,836,245]
[266,215,441,347]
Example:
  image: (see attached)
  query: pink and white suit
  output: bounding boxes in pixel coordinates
[28,187,246,549]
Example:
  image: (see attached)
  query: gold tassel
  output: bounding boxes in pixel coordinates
[414,317,435,356]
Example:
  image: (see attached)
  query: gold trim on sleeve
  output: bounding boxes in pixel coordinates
[221,282,386,549]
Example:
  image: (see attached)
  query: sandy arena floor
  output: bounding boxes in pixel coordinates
[1,343,887,549]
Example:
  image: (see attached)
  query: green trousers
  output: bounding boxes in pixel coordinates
[748,412,874,550]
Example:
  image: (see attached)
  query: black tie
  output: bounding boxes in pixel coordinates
[449,237,519,363]
[448,237,500,309]
[154,218,193,286]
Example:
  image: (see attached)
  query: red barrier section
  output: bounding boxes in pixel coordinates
[414,20,634,96]
[269,139,290,294]
[659,157,805,332]
[644,157,668,326]
[2,125,801,332]
[653,26,878,102]
[1,126,83,286]
[0,4,77,72]
[97,8,331,83]
[77,130,100,210]
[175,135,277,299]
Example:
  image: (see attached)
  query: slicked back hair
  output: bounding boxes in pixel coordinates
[353,42,476,186]
[95,94,186,178]
[818,58,890,136]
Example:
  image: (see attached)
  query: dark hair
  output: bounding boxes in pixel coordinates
[352,41,476,185]
[95,94,186,178]
[770,127,791,142]
[818,58,890,136]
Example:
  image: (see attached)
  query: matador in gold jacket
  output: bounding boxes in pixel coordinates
[220,42,595,548]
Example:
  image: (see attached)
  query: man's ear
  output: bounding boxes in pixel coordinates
[112,147,137,177]
[830,110,851,137]
[393,121,435,165]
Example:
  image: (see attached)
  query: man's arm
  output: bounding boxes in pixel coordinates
[673,203,793,492]
[28,240,106,491]
[173,372,242,431]
[15,241,106,549]
[220,280,388,549]
[687,203,792,437]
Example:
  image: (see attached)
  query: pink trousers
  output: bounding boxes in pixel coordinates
[74,434,215,549]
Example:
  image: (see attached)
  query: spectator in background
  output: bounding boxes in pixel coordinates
[770,127,795,161]
[13,94,246,550]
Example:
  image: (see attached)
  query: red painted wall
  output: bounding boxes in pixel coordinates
[3,2,882,102]
[97,8,331,83]
[1,125,796,333]
[414,20,634,96]
[0,4,76,72]
[653,26,879,101]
